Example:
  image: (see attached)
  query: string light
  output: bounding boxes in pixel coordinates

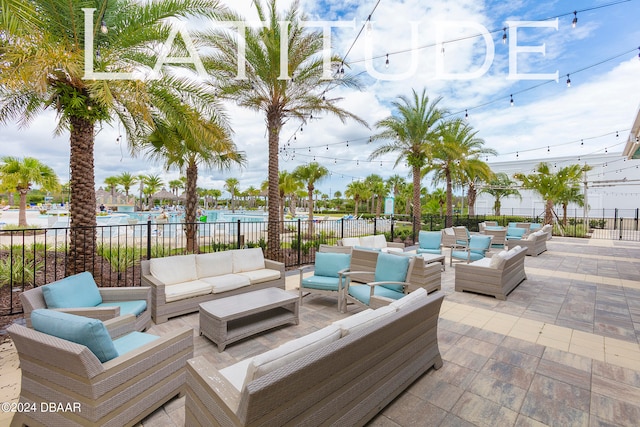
[385,54,389,68]
[572,11,578,28]
[464,110,469,120]
[566,74,571,88]
[516,151,519,158]
[502,27,507,44]
[616,131,619,137]
[100,20,108,34]
[547,146,550,153]
[510,94,514,106]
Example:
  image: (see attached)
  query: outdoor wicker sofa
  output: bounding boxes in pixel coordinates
[141,248,285,324]
[337,234,405,252]
[454,245,528,300]
[184,289,444,426]
[514,229,549,256]
[8,311,193,427]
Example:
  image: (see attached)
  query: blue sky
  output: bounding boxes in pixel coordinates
[1,0,639,198]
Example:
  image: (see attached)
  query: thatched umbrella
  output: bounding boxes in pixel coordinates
[151,187,177,206]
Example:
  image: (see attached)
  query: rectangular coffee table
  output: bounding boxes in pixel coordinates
[419,253,446,271]
[199,287,299,352]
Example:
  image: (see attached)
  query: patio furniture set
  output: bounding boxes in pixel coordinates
[9,243,447,426]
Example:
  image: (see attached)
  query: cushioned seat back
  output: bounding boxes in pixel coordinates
[232,248,265,273]
[150,254,197,285]
[469,235,492,255]
[313,252,351,278]
[506,227,527,239]
[341,237,360,247]
[418,231,441,250]
[196,251,234,278]
[31,309,118,363]
[42,271,102,308]
[374,253,410,291]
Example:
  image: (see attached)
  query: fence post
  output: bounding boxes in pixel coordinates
[614,209,618,230]
[146,220,152,260]
[620,217,624,240]
[236,219,241,249]
[297,218,301,266]
[373,217,377,235]
[390,215,395,241]
[635,208,639,231]
[341,217,344,239]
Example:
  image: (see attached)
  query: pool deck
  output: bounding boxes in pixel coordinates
[1,236,639,426]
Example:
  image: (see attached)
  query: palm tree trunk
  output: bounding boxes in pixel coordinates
[412,166,421,236]
[67,116,97,275]
[354,197,360,217]
[266,109,282,261]
[468,184,476,216]
[18,189,28,227]
[495,198,501,216]
[545,199,554,225]
[445,168,453,227]
[562,203,568,227]
[307,187,314,237]
[184,162,198,253]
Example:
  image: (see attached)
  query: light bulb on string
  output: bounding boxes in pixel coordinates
[616,131,619,137]
[502,27,507,44]
[572,11,577,28]
[605,147,608,153]
[510,94,514,106]
[464,110,469,120]
[100,20,108,34]
[326,145,329,151]
[580,139,584,146]
[385,54,389,68]
[346,141,349,147]
[516,151,519,158]
[547,146,550,153]
[566,74,571,88]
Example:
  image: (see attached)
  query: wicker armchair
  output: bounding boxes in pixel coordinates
[8,313,192,427]
[20,271,151,333]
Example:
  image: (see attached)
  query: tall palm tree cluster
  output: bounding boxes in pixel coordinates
[1,0,586,270]
[370,89,496,229]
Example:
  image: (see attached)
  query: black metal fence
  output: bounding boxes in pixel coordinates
[2,211,638,317]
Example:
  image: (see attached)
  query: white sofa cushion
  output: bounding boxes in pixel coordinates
[471,257,493,268]
[342,237,361,247]
[372,235,388,248]
[219,357,254,392]
[243,324,342,390]
[164,279,212,302]
[489,251,507,269]
[390,288,427,310]
[200,274,251,293]
[150,254,197,286]
[236,269,281,285]
[381,247,404,253]
[196,252,233,278]
[332,305,397,337]
[359,235,377,248]
[506,246,521,259]
[232,248,265,273]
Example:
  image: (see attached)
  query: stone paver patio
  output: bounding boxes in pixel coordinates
[1,236,639,426]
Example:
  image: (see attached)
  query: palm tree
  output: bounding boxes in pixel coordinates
[365,174,388,218]
[479,173,521,216]
[370,89,446,234]
[139,111,244,252]
[431,188,447,217]
[425,118,495,227]
[1,0,221,273]
[0,157,60,226]
[117,172,137,203]
[142,174,164,208]
[200,0,366,259]
[293,162,328,236]
[224,178,240,213]
[168,179,184,198]
[514,163,587,225]
[104,176,120,202]
[345,180,369,217]
[461,158,493,216]
[278,172,302,222]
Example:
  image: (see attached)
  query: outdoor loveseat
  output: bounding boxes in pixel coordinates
[184,289,444,426]
[141,248,285,323]
[337,234,405,252]
[454,245,527,300]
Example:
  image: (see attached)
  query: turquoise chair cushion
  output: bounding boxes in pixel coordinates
[313,253,351,278]
[97,300,147,317]
[374,253,410,292]
[31,309,118,363]
[42,271,102,309]
[485,226,504,231]
[451,250,485,262]
[418,231,441,251]
[506,227,526,239]
[301,275,345,291]
[529,223,542,230]
[417,248,442,255]
[469,235,492,255]
[348,284,404,305]
[112,331,159,356]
